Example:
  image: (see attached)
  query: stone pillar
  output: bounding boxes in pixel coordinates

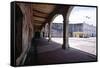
[42,27,45,38]
[62,15,69,49]
[48,23,52,42]
[40,26,45,38]
[43,25,46,38]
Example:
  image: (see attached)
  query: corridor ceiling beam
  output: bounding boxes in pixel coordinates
[33,16,46,22]
[33,14,47,19]
[33,9,49,14]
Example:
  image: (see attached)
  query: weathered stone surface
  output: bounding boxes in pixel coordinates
[16,3,34,65]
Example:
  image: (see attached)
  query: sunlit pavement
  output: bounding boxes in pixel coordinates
[51,37,96,55]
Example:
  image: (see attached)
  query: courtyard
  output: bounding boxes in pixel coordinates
[51,37,96,55]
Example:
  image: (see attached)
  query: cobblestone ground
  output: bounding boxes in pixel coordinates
[51,37,96,55]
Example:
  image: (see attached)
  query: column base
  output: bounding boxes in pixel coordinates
[62,44,69,49]
[48,39,51,42]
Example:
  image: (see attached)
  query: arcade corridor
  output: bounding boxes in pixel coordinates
[11,2,97,66]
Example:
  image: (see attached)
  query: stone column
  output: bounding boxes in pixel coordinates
[62,15,69,49]
[43,25,46,38]
[43,27,45,38]
[48,23,52,42]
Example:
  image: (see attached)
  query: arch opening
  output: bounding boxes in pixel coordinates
[15,4,23,60]
[50,14,63,44]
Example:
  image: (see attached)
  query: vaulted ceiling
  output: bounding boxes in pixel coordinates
[32,4,57,31]
[16,2,71,31]
[19,3,70,31]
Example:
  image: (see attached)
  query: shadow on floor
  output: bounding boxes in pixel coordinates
[24,38,97,66]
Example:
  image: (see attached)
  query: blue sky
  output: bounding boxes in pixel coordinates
[53,6,96,26]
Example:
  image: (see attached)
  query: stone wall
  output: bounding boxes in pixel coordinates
[16,3,34,65]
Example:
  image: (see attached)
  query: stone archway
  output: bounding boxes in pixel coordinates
[47,14,62,42]
[15,3,23,60]
[41,6,74,49]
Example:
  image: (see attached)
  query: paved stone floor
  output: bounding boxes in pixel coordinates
[24,38,97,66]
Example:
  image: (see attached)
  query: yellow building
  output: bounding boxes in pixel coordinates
[73,32,88,38]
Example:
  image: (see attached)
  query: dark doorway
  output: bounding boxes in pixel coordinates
[34,32,41,39]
